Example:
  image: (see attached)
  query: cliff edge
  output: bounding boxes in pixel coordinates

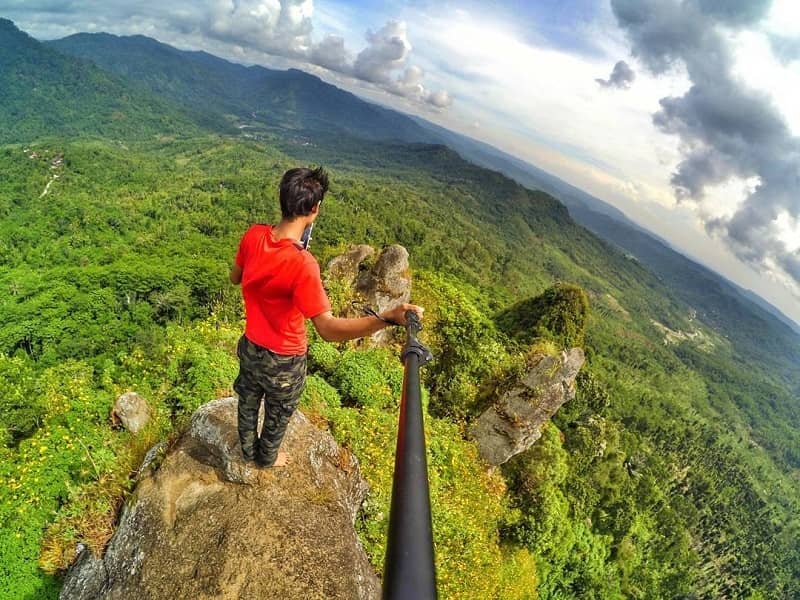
[60,397,380,599]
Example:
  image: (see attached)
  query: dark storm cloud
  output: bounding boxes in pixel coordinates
[0,0,451,108]
[596,60,635,88]
[611,0,800,293]
[691,0,772,26]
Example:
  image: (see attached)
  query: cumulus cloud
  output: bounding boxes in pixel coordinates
[3,0,451,109]
[354,21,412,83]
[611,0,800,294]
[427,89,452,108]
[346,20,449,107]
[205,0,313,57]
[595,60,635,89]
[310,34,351,72]
[378,64,452,107]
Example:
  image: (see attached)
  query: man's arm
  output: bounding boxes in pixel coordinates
[230,263,243,285]
[311,303,423,343]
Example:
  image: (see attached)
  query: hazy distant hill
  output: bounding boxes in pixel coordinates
[48,33,438,144]
[0,19,199,143]
[410,115,643,228]
[411,115,800,373]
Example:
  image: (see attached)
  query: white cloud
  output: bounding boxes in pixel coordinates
[354,20,411,83]
[426,89,452,108]
[311,34,352,72]
[764,0,800,38]
[205,0,313,57]
[775,210,800,252]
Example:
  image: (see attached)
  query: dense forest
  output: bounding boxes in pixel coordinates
[1,19,799,599]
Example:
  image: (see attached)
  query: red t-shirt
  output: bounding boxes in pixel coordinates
[235,224,331,355]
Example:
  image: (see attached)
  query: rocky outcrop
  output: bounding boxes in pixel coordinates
[470,349,585,466]
[325,244,411,346]
[356,245,411,345]
[61,397,379,600]
[111,392,151,434]
[325,244,375,287]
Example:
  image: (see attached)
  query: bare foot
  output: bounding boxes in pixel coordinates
[271,452,291,468]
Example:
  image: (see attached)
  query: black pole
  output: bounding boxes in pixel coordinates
[383,310,437,600]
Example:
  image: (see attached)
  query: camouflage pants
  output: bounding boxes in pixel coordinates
[233,335,307,466]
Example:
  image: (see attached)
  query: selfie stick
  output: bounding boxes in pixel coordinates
[382,310,437,600]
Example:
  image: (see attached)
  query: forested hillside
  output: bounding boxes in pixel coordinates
[0,20,199,144]
[1,20,799,599]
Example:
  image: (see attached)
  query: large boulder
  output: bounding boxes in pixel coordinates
[355,245,411,346]
[324,244,412,347]
[324,244,375,287]
[111,392,151,434]
[470,349,585,466]
[61,398,380,600]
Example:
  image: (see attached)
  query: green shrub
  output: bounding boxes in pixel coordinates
[414,271,511,421]
[331,348,402,409]
[0,355,45,446]
[307,336,341,375]
[300,374,341,416]
[496,283,589,349]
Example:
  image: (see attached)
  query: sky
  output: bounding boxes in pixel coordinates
[2,0,800,324]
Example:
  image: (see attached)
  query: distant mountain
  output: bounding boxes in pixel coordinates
[409,116,648,230]
[411,115,800,369]
[729,282,800,336]
[0,19,199,143]
[47,33,438,144]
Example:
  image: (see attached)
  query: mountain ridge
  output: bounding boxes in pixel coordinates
[45,28,800,335]
[408,114,800,334]
[47,32,438,144]
[0,19,200,143]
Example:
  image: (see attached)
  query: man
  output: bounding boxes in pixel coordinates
[230,166,423,467]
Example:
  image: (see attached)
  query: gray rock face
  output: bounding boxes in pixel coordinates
[111,392,151,434]
[355,245,411,346]
[470,349,585,466]
[325,244,375,287]
[61,397,379,600]
[324,244,412,347]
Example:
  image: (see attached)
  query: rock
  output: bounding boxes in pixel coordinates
[111,392,151,434]
[355,245,411,346]
[323,244,412,347]
[62,398,379,600]
[470,348,585,465]
[324,244,375,287]
[60,549,106,600]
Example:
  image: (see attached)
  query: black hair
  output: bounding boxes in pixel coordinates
[278,166,329,219]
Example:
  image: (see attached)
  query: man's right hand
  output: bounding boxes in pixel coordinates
[311,302,424,342]
[381,303,424,326]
